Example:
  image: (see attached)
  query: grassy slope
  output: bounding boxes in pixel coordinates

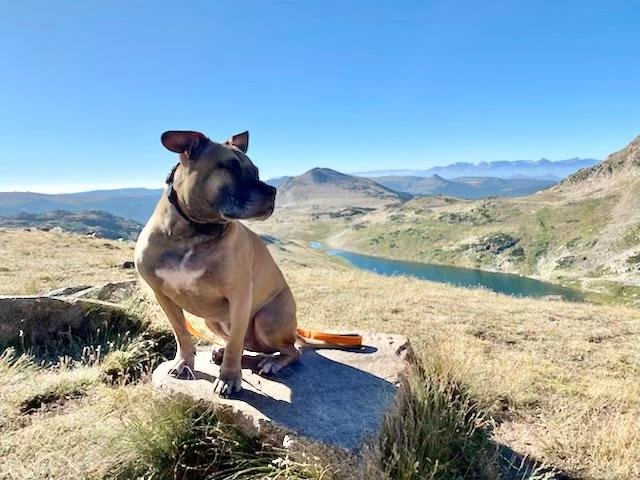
[258,138,640,304]
[0,228,137,295]
[0,230,639,478]
[257,182,639,304]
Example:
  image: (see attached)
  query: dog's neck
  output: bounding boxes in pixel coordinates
[160,194,230,240]
[163,164,231,239]
[163,163,229,239]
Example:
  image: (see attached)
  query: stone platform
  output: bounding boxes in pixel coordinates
[152,333,409,450]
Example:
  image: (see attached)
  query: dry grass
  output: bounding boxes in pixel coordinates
[282,254,640,479]
[1,229,639,479]
[0,228,136,295]
[362,346,501,480]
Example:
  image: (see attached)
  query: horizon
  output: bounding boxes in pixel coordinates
[2,155,597,194]
[1,2,639,193]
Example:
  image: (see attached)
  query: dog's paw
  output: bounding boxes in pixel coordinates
[213,370,242,396]
[210,347,225,365]
[168,358,195,380]
[257,355,285,376]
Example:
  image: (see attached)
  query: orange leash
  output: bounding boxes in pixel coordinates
[296,327,363,347]
[184,318,362,348]
[184,319,218,342]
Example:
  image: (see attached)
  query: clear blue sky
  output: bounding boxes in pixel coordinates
[1,1,639,192]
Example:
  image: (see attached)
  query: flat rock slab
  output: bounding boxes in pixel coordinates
[0,295,136,351]
[153,333,409,450]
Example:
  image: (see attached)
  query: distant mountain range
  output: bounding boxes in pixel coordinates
[0,188,162,224]
[0,157,598,224]
[352,157,598,180]
[369,175,557,199]
[0,210,143,240]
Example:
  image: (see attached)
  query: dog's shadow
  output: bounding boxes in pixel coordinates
[196,345,397,449]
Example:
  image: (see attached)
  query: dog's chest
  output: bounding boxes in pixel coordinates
[154,248,207,293]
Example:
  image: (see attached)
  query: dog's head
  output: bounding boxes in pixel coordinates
[161,130,276,222]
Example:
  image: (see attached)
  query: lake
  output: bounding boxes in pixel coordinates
[310,242,584,302]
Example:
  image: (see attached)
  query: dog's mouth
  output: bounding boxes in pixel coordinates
[218,182,276,221]
[225,204,274,221]
[254,203,275,221]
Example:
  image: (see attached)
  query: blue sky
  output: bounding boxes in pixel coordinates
[1,1,639,193]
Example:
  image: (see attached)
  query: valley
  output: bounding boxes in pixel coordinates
[253,135,640,304]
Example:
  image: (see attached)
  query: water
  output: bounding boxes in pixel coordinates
[310,242,584,302]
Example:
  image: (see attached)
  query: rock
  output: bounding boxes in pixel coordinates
[153,333,409,451]
[45,285,94,297]
[0,296,84,349]
[471,233,518,254]
[0,295,138,355]
[75,281,137,303]
[541,295,563,301]
[45,281,137,304]
[121,261,135,269]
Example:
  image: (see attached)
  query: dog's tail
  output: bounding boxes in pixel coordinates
[295,328,362,349]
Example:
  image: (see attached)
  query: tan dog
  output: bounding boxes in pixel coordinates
[135,130,299,396]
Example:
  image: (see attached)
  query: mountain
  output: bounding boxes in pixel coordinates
[265,176,292,188]
[255,135,640,302]
[0,188,162,224]
[276,168,409,209]
[0,210,143,240]
[371,174,556,198]
[561,135,640,187]
[354,157,598,180]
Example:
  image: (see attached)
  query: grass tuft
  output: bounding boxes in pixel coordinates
[100,336,161,385]
[0,348,40,387]
[108,394,327,480]
[364,346,500,480]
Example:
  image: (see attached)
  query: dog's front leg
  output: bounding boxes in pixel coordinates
[154,291,196,380]
[213,285,252,396]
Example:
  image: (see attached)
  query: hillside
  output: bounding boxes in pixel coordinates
[561,134,640,186]
[254,135,640,303]
[0,188,161,224]
[0,210,143,240]
[371,174,556,198]
[354,157,598,180]
[276,167,409,209]
[1,229,639,479]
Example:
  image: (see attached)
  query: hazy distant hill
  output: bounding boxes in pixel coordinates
[276,168,409,209]
[371,174,556,198]
[0,188,162,224]
[265,176,292,188]
[354,157,598,180]
[0,210,143,240]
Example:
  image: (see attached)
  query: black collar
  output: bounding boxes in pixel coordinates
[165,163,227,236]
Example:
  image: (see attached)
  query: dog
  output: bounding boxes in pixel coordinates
[135,130,301,396]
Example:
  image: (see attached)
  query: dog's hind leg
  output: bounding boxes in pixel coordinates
[155,291,196,380]
[203,318,229,365]
[252,286,300,375]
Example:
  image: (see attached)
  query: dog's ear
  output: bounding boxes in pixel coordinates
[161,131,207,158]
[228,131,249,153]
